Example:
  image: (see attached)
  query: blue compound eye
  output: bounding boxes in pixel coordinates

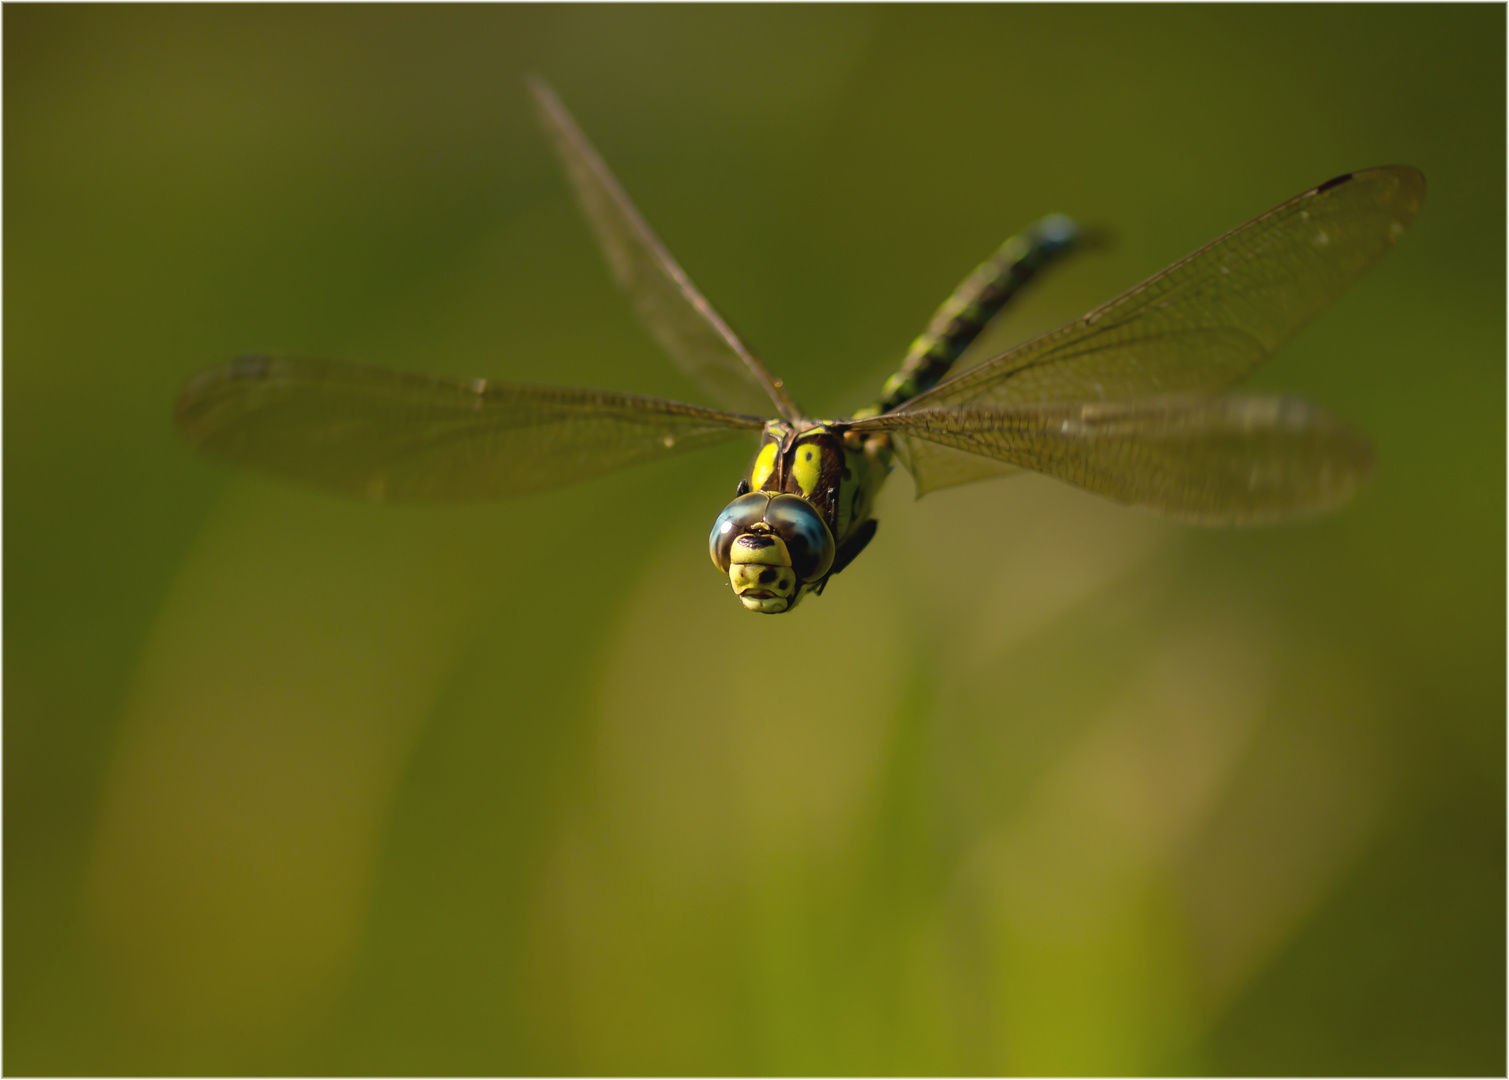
[709,492,771,572]
[764,495,835,582]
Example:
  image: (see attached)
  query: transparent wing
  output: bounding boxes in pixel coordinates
[852,396,1375,524]
[176,355,764,502]
[895,167,1425,412]
[529,78,802,423]
[887,439,1023,491]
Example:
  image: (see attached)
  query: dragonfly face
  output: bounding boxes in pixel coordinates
[173,81,1422,616]
[707,421,893,613]
[709,491,834,613]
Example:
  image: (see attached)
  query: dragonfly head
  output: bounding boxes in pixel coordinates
[709,492,835,614]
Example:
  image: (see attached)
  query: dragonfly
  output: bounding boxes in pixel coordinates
[176,80,1424,614]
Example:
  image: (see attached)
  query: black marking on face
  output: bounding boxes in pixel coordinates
[1315,172,1353,194]
[741,534,776,550]
[759,568,776,584]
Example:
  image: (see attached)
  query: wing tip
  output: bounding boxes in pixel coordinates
[1314,171,1355,195]
[174,364,231,443]
[526,75,581,141]
[1327,164,1428,222]
[173,354,280,443]
[525,73,558,110]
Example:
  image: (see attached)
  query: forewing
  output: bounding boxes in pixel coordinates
[897,167,1425,411]
[855,396,1375,524]
[176,355,763,502]
[529,78,801,422]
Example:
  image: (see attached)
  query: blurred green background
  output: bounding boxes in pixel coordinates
[6,5,1504,1075]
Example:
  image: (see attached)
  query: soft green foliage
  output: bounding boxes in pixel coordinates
[6,6,1503,1074]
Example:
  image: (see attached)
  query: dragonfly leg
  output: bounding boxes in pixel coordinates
[817,517,879,593]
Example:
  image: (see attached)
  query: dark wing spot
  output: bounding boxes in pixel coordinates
[1315,173,1354,194]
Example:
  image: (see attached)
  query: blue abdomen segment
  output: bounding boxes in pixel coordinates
[868,214,1084,415]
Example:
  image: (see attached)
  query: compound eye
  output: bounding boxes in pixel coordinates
[709,492,771,571]
[764,495,835,582]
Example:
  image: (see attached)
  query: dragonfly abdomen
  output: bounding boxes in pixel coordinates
[864,214,1085,417]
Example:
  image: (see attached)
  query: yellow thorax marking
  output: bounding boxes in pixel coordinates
[750,442,780,490]
[792,441,822,497]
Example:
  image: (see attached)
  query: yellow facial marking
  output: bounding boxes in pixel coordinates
[729,563,798,613]
[750,442,779,490]
[792,442,821,496]
[729,533,790,567]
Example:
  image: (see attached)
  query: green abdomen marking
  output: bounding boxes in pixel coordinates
[868,214,1084,415]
